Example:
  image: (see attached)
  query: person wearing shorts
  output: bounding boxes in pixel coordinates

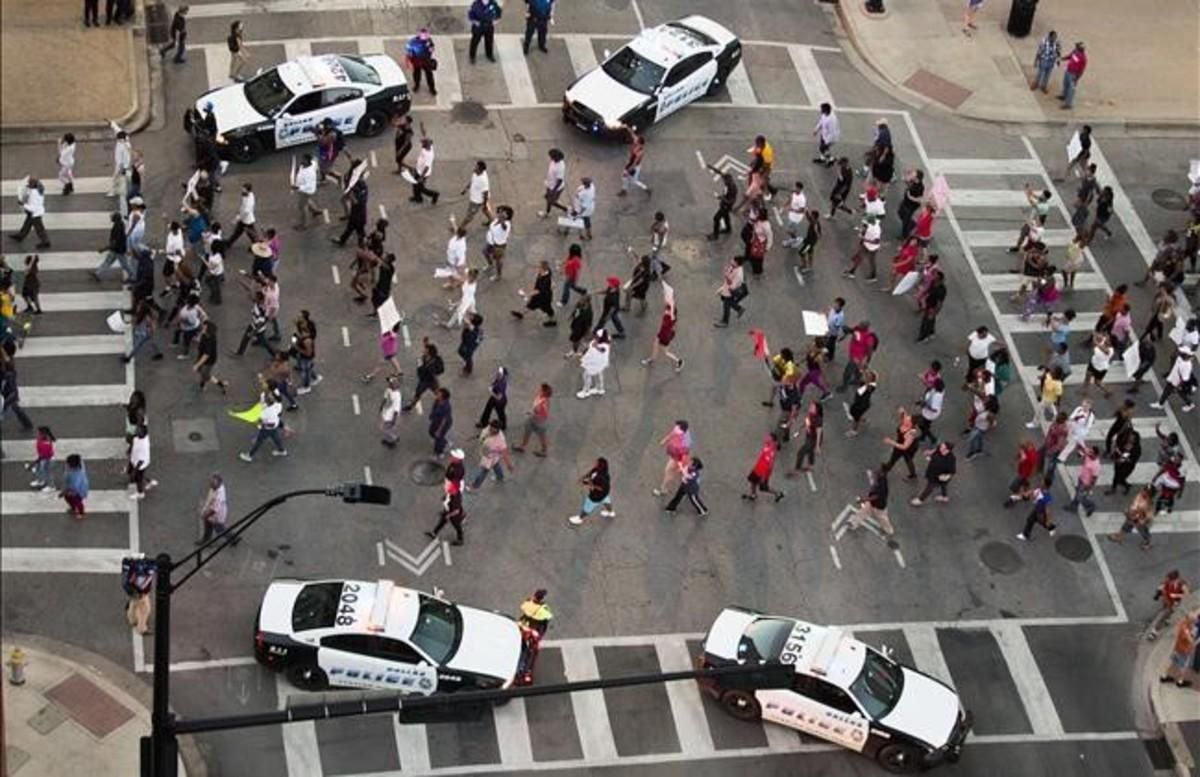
[569,458,614,525]
[743,433,785,502]
[1160,611,1198,688]
[484,206,512,280]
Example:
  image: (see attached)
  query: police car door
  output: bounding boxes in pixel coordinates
[317,634,438,694]
[655,52,715,122]
[758,674,869,753]
[275,91,325,149]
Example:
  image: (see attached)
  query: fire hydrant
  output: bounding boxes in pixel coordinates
[7,647,28,686]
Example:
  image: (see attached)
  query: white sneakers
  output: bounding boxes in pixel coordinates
[575,388,605,399]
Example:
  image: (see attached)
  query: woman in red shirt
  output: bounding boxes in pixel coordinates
[641,303,684,372]
[743,432,786,502]
[1003,440,1042,506]
[886,237,920,293]
[913,202,936,260]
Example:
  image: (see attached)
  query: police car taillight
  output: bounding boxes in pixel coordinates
[255,630,265,652]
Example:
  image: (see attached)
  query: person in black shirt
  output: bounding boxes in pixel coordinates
[706,167,737,240]
[159,5,189,63]
[595,276,625,338]
[916,270,947,343]
[368,253,396,315]
[333,175,369,247]
[569,457,614,525]
[193,321,228,393]
[392,115,414,175]
[850,465,893,536]
[828,157,854,219]
[510,260,556,326]
[404,339,445,412]
[911,442,956,505]
[468,0,502,63]
[426,490,466,545]
[897,169,925,238]
[457,313,483,376]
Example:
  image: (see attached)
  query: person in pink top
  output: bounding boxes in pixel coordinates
[1065,445,1100,516]
[361,323,402,382]
[1058,42,1087,109]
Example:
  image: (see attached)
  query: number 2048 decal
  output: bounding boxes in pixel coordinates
[779,625,812,665]
[335,582,361,627]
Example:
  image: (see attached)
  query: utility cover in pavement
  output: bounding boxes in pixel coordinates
[1054,535,1093,563]
[980,541,1024,574]
[1151,188,1189,211]
[26,704,67,735]
[451,101,488,124]
[410,460,445,486]
[171,417,219,453]
[44,673,134,739]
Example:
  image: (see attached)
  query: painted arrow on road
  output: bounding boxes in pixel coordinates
[379,538,451,576]
[830,503,906,569]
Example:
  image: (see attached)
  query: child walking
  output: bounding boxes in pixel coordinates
[29,426,56,492]
[61,454,90,519]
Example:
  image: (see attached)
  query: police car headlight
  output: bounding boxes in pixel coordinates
[215,133,228,145]
[603,118,625,131]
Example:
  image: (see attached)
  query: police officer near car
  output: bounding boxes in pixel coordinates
[468,0,502,64]
[523,0,554,55]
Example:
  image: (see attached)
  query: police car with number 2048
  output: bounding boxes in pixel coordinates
[562,15,741,137]
[697,607,972,774]
[193,54,410,163]
[255,579,526,694]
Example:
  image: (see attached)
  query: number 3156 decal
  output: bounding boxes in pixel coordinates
[336,582,360,626]
[779,625,812,665]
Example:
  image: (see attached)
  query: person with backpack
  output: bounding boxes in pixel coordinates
[406,27,438,96]
[227,20,248,82]
[122,557,156,635]
[523,0,554,55]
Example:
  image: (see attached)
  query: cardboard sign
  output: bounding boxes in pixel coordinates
[931,174,951,211]
[802,311,828,336]
[377,296,401,333]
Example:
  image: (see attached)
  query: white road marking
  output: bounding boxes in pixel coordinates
[654,638,716,755]
[1085,511,1200,535]
[997,311,1100,332]
[2,251,98,271]
[927,157,1043,176]
[363,465,373,485]
[961,228,1075,248]
[893,548,906,568]
[276,676,322,777]
[564,34,599,78]
[331,264,341,285]
[786,45,830,108]
[38,290,127,311]
[792,265,806,287]
[442,541,452,566]
[3,176,112,196]
[401,323,412,348]
[204,45,231,91]
[901,624,955,689]
[352,393,361,415]
[322,208,330,224]
[948,189,1034,208]
[341,326,351,347]
[166,657,258,673]
[723,62,758,106]
[283,40,312,63]
[990,623,1065,737]
[368,150,378,168]
[829,545,841,570]
[393,718,431,772]
[493,698,535,765]
[189,0,472,16]
[21,384,131,407]
[2,489,129,515]
[1,436,125,461]
[806,472,817,492]
[761,721,804,752]
[378,203,388,220]
[17,334,125,357]
[496,36,539,107]
[694,150,707,170]
[434,43,463,108]
[559,642,618,761]
[0,547,128,574]
[357,37,384,55]
[979,273,1106,292]
[3,212,111,231]
[376,541,386,566]
[630,0,646,30]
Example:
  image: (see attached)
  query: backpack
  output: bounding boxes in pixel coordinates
[121,556,156,596]
[430,354,445,376]
[333,130,347,154]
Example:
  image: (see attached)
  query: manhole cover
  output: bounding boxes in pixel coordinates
[188,431,203,442]
[979,542,1023,574]
[1054,534,1093,562]
[410,460,445,486]
[1151,188,1189,211]
[428,13,463,33]
[511,132,526,143]
[450,100,488,124]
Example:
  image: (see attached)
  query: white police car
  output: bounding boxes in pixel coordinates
[697,607,972,773]
[255,579,524,693]
[562,15,741,136]
[194,54,410,163]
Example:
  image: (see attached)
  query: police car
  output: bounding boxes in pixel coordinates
[194,54,410,163]
[697,607,972,773]
[562,15,741,135]
[255,579,524,694]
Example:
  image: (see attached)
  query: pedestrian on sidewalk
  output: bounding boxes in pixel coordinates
[1058,42,1087,109]
[707,168,737,240]
[1159,609,1198,688]
[160,5,189,63]
[513,383,552,456]
[8,177,51,249]
[1031,30,1061,92]
[197,473,233,545]
[654,421,693,497]
[428,388,453,456]
[523,0,554,54]
[641,303,685,372]
[850,465,893,536]
[239,390,287,461]
[467,420,515,491]
[406,28,438,95]
[57,133,76,195]
[619,128,651,196]
[1015,476,1056,541]
[962,0,984,35]
[227,21,249,82]
[577,329,611,398]
[743,432,786,502]
[483,206,512,280]
[128,424,157,499]
[427,490,467,545]
[61,454,90,519]
[468,0,501,63]
[910,442,956,506]
[29,426,56,491]
[1066,445,1101,517]
[1145,570,1190,640]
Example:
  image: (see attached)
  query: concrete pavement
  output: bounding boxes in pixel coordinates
[836,0,1200,128]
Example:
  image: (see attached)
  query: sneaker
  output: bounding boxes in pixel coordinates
[1177,680,1194,688]
[652,488,664,496]
[965,451,982,461]
[910,498,924,506]
[537,210,547,218]
[576,389,592,399]
[296,386,312,395]
[146,480,158,491]
[1015,533,1028,541]
[640,358,652,367]
[40,485,55,493]
[272,450,289,457]
[239,453,253,462]
[664,507,676,514]
[568,514,584,525]
[129,492,145,500]
[594,389,605,396]
[600,508,616,517]
[29,480,43,488]
[1024,421,1038,428]
[1149,402,1163,409]
[176,353,189,360]
[1183,404,1195,413]
[934,496,950,503]
[312,374,324,386]
[674,358,685,372]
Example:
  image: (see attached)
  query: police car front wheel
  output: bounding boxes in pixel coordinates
[357,110,388,138]
[229,136,263,164]
[718,688,761,721]
[287,663,329,691]
[877,742,924,774]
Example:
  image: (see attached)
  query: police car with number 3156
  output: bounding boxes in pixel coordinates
[562,15,741,136]
[697,607,972,773]
[255,579,525,693]
[195,54,410,163]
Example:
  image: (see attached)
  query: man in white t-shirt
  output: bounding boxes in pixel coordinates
[239,391,287,461]
[1057,399,1095,462]
[538,147,567,218]
[459,160,492,226]
[409,137,439,205]
[844,214,882,281]
[783,181,808,247]
[569,177,596,240]
[440,225,468,287]
[812,102,840,166]
[965,325,996,377]
[292,154,321,230]
[484,205,513,280]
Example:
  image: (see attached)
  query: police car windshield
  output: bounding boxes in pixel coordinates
[336,56,381,86]
[292,582,342,631]
[410,595,463,664]
[848,650,904,718]
[602,46,666,95]
[244,68,295,117]
[738,618,794,663]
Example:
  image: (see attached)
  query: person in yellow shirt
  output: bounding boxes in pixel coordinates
[765,348,797,408]
[749,135,777,199]
[1026,366,1064,428]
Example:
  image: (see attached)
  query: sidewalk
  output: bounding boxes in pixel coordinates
[836,0,1200,129]
[1141,593,1200,777]
[1,634,203,777]
[0,0,152,137]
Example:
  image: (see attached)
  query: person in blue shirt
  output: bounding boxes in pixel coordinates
[523,0,554,55]
[406,28,437,95]
[468,0,502,64]
[61,454,90,519]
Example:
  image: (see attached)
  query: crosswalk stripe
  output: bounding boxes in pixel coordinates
[1085,511,1200,534]
[1,437,127,461]
[20,384,131,407]
[284,40,312,63]
[492,698,534,765]
[393,717,431,771]
[3,177,112,197]
[1087,417,1169,440]
[3,251,101,271]
[559,642,619,761]
[654,638,716,755]
[0,547,129,574]
[1017,361,1128,385]
[2,489,129,515]
[276,676,323,777]
[188,0,472,18]
[948,189,1033,208]
[761,718,804,751]
[18,335,126,357]
[564,34,599,78]
[997,311,1100,332]
[39,290,126,311]
[989,623,1064,737]
[900,625,955,689]
[1063,460,1200,484]
[928,158,1043,176]
[206,45,232,93]
[724,62,758,106]
[495,36,538,107]
[435,43,464,108]
[979,273,1107,293]
[2,212,112,231]
[961,228,1075,248]
[786,45,830,108]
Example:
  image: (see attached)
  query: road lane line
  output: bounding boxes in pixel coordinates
[559,642,618,761]
[17,334,126,357]
[363,465,373,485]
[564,34,599,78]
[990,623,1065,737]
[496,36,538,107]
[352,393,361,415]
[276,676,322,777]
[0,547,128,574]
[393,716,431,771]
[204,45,231,91]
[377,541,386,566]
[900,624,955,689]
[341,326,351,347]
[786,45,830,108]
[829,545,841,570]
[331,264,341,284]
[654,638,716,755]
[724,62,758,106]
[493,698,535,765]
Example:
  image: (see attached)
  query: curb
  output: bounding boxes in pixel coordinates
[1139,593,1200,777]
[1,631,209,777]
[831,1,1200,136]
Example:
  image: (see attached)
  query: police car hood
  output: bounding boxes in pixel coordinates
[197,85,264,135]
[878,668,960,749]
[444,606,521,682]
[565,68,648,124]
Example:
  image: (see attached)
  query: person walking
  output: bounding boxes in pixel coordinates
[849,465,893,536]
[512,260,557,326]
[409,133,440,205]
[577,329,611,398]
[459,161,493,227]
[789,401,824,474]
[649,211,671,277]
[427,490,467,545]
[19,255,42,315]
[292,155,322,230]
[559,243,588,307]
[1031,29,1061,92]
[483,206,513,280]
[160,4,189,63]
[239,390,287,462]
[428,388,453,456]
[8,177,51,249]
[964,394,999,461]
[127,424,157,499]
[881,407,920,480]
[392,114,414,175]
[653,421,692,497]
[60,454,90,519]
[664,456,708,516]
[642,303,684,372]
[94,213,132,280]
[122,299,163,363]
[227,21,249,82]
[566,177,596,241]
[619,128,651,196]
[28,426,56,492]
[513,383,552,457]
[962,0,984,35]
[379,375,403,448]
[1058,42,1087,109]
[1149,347,1196,413]
[444,268,479,331]
[523,0,554,54]
[476,366,509,429]
[406,28,438,95]
[124,561,154,636]
[828,157,855,220]
[1145,570,1190,640]
[193,321,229,394]
[812,102,840,166]
[743,432,786,502]
[1015,476,1056,541]
[915,270,946,343]
[1002,440,1042,506]
[457,313,483,376]
[596,276,626,339]
[538,148,567,218]
[915,377,944,446]
[707,168,737,240]
[467,420,515,491]
[84,0,100,27]
[714,255,748,328]
[910,442,956,506]
[57,133,77,196]
[293,314,320,394]
[843,214,881,281]
[568,457,615,525]
[403,338,445,412]
[467,0,501,63]
[233,290,275,357]
[196,473,233,545]
[843,368,879,437]
[1026,365,1065,428]
[565,294,594,358]
[796,208,823,275]
[1158,610,1198,688]
[225,182,259,246]
[1106,426,1142,495]
[1057,398,1095,463]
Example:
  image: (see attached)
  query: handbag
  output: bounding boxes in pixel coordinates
[430,58,439,71]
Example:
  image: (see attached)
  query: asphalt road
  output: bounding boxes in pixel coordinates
[1,0,1197,775]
